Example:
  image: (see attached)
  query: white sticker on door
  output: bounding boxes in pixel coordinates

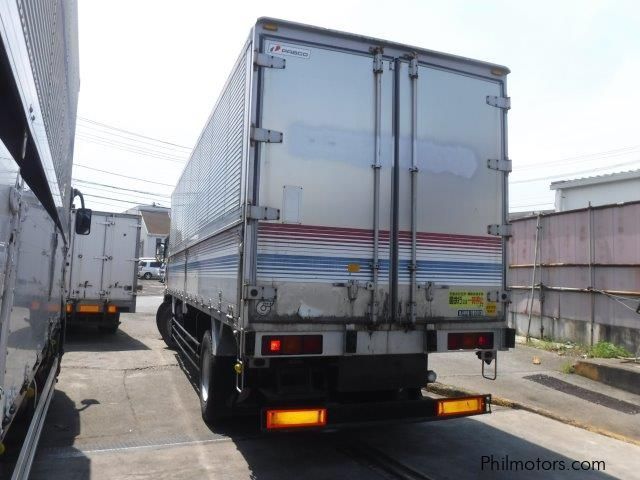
[266,41,311,60]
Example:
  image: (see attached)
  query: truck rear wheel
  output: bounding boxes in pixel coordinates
[98,313,120,334]
[199,331,235,425]
[155,301,175,349]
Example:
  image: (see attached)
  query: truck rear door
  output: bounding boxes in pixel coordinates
[102,214,140,307]
[68,211,108,301]
[254,37,507,325]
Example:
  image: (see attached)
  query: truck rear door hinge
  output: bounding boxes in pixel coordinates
[487,224,512,237]
[487,290,511,303]
[486,95,511,110]
[487,158,512,173]
[373,52,383,73]
[254,52,286,69]
[251,126,283,143]
[408,57,419,78]
[246,205,280,221]
[243,285,277,300]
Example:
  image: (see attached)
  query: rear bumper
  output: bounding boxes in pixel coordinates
[261,394,491,431]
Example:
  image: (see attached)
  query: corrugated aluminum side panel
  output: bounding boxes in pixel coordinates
[18,0,79,215]
[170,42,249,255]
[167,225,242,316]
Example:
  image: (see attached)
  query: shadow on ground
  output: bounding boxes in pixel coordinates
[174,353,619,479]
[2,390,91,480]
[64,324,149,352]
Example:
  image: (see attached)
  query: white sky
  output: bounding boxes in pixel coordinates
[73,0,640,213]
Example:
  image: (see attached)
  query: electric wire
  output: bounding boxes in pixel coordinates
[83,192,168,207]
[73,178,171,198]
[74,184,170,204]
[76,133,188,164]
[511,158,640,184]
[76,124,191,153]
[516,145,640,171]
[74,164,175,187]
[77,116,191,150]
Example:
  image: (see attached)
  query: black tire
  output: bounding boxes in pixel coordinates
[143,272,152,280]
[199,331,235,425]
[155,301,176,349]
[98,313,120,334]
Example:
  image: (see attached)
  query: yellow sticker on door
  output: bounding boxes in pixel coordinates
[449,291,484,307]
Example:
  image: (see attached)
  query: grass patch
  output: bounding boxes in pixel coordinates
[561,361,575,374]
[525,338,587,357]
[524,337,631,359]
[588,341,631,359]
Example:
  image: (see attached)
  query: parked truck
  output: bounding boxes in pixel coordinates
[0,0,86,476]
[156,18,515,430]
[66,211,141,333]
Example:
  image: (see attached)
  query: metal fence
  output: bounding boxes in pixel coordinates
[508,201,640,353]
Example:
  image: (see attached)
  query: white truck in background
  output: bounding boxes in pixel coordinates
[66,211,141,333]
[157,18,515,430]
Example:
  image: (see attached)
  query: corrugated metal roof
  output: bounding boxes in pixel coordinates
[550,169,640,190]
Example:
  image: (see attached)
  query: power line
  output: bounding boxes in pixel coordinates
[515,145,640,171]
[76,130,189,159]
[73,178,171,198]
[83,192,168,207]
[82,199,130,211]
[77,116,192,150]
[510,159,640,184]
[77,123,192,153]
[75,184,170,204]
[76,133,188,164]
[74,164,175,187]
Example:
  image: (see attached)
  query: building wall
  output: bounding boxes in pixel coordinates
[555,177,640,211]
[508,202,640,353]
[124,205,170,258]
[138,218,164,258]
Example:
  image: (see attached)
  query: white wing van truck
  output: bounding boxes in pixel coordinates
[156,18,515,430]
[0,0,86,476]
[66,211,141,333]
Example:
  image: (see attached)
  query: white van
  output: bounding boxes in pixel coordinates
[138,258,163,280]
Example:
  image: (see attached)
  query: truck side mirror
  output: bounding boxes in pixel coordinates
[75,208,92,235]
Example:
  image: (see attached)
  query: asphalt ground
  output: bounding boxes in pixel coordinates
[16,283,640,479]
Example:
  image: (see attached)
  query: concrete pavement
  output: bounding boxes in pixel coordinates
[428,341,640,444]
[23,288,640,479]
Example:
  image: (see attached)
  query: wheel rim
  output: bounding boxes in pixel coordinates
[144,273,151,279]
[201,346,211,403]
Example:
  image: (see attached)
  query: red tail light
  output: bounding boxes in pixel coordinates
[261,335,323,355]
[269,339,281,353]
[448,332,494,350]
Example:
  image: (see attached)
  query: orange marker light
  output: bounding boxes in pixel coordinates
[436,396,486,417]
[77,304,100,313]
[265,408,327,429]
